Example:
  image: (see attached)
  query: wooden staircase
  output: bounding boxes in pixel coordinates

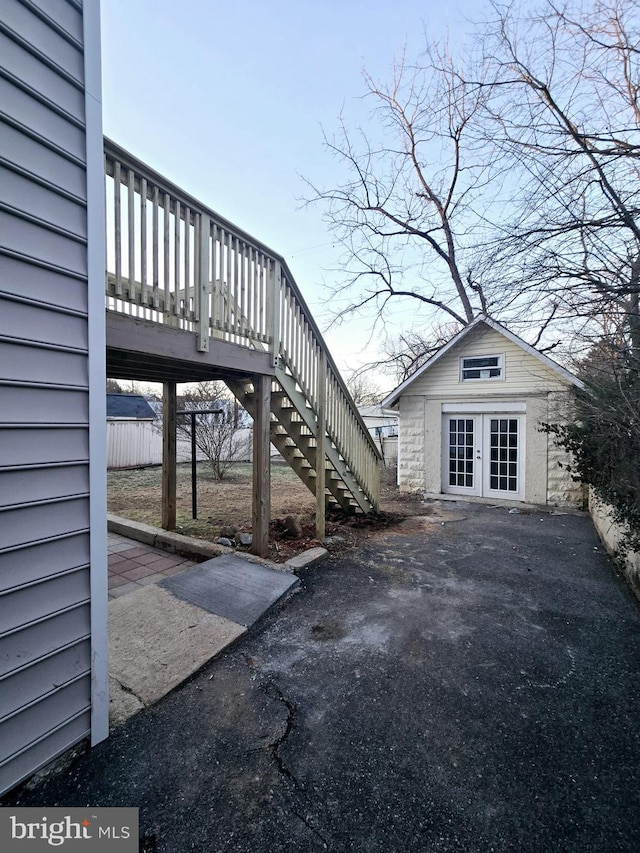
[228,367,377,514]
[104,138,381,523]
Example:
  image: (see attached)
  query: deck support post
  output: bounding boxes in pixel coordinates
[315,351,327,540]
[162,380,177,530]
[251,374,271,557]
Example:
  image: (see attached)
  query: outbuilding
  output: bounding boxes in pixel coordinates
[381,316,584,507]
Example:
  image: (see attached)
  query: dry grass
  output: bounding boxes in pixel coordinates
[108,461,423,561]
[107,460,316,540]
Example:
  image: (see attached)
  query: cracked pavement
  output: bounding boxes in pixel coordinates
[4,501,640,852]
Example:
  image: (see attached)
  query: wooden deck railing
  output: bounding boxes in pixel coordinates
[104,138,380,510]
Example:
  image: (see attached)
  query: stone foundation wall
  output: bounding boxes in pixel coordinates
[546,391,584,508]
[397,396,425,492]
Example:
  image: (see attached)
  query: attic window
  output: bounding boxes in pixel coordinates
[460,354,503,381]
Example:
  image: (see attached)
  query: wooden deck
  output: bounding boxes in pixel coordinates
[106,312,274,384]
[104,138,380,556]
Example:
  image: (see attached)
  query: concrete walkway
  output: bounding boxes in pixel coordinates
[6,502,640,852]
[106,529,300,727]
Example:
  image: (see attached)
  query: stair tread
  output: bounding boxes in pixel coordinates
[226,371,377,514]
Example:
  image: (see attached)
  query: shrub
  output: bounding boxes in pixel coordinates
[547,368,640,551]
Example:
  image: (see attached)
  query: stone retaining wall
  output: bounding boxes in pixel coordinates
[589,490,640,600]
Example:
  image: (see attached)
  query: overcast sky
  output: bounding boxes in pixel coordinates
[101,0,482,386]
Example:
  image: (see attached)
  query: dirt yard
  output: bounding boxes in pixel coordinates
[107,461,426,562]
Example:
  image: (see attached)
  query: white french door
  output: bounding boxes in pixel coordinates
[442,414,524,500]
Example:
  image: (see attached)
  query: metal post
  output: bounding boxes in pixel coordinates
[176,407,223,522]
[162,381,177,530]
[190,411,197,519]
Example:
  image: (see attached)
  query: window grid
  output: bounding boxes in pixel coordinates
[489,418,518,491]
[448,418,475,488]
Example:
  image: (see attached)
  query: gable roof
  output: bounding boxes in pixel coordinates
[106,393,156,419]
[381,315,583,408]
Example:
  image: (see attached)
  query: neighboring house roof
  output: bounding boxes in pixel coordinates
[106,393,156,419]
[147,399,163,417]
[381,315,583,408]
[357,404,399,421]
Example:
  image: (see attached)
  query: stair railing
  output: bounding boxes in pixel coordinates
[275,264,380,508]
[104,138,380,509]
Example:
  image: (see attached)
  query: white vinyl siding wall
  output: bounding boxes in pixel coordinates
[0,0,101,795]
[408,326,569,398]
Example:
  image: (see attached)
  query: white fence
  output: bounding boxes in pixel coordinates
[108,420,200,468]
[107,420,255,469]
[106,421,286,469]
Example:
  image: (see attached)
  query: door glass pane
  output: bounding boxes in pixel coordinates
[490,417,519,492]
[448,418,475,488]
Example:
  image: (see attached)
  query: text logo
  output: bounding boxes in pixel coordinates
[1,808,138,850]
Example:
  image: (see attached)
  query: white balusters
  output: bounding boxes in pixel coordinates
[104,142,380,510]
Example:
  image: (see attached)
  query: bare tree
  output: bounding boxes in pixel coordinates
[310,1,640,374]
[345,373,384,406]
[177,382,251,480]
[345,323,460,386]
[479,0,640,362]
[470,0,640,540]
[306,42,516,341]
[106,378,124,393]
[380,323,463,383]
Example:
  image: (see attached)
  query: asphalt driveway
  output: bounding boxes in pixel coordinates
[5,501,640,852]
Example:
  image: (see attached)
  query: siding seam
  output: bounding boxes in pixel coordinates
[16,0,84,50]
[0,671,91,727]
[0,114,85,167]
[0,460,87,472]
[0,530,90,555]
[0,709,90,768]
[0,201,87,243]
[0,636,90,682]
[0,246,87,282]
[0,420,89,425]
[0,21,83,89]
[0,727,91,796]
[0,493,90,512]
[0,290,88,319]
[0,65,84,127]
[0,379,89,391]
[405,392,556,400]
[0,600,90,638]
[0,336,88,355]
[1,565,90,596]
[0,155,87,205]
